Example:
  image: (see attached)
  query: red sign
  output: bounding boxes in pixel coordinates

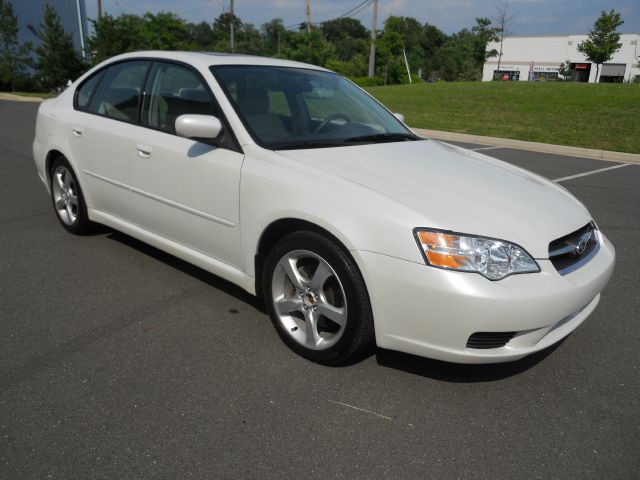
[575,64,588,70]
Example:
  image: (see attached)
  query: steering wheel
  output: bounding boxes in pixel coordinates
[313,113,351,133]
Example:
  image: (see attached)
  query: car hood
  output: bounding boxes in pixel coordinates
[276,139,592,259]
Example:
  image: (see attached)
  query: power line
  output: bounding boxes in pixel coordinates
[333,0,373,20]
[337,0,373,19]
[285,0,373,30]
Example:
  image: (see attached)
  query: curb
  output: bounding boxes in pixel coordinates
[0,92,45,102]
[412,128,640,165]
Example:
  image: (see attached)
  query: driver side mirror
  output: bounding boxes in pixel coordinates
[175,114,222,142]
[393,113,405,123]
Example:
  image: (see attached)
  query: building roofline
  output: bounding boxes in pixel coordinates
[501,33,639,38]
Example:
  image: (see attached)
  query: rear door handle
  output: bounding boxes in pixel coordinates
[71,126,84,137]
[136,143,153,158]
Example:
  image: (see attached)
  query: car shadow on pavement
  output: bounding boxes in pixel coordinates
[375,341,564,382]
[106,230,266,313]
[103,228,562,380]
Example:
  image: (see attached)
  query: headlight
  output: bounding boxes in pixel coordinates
[413,228,540,280]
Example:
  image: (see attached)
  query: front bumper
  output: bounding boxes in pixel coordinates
[354,233,615,364]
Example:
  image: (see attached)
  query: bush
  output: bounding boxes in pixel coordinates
[348,76,386,87]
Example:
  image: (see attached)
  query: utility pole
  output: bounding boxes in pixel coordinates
[97,0,102,17]
[230,0,235,53]
[368,0,378,78]
[75,0,85,58]
[305,0,311,33]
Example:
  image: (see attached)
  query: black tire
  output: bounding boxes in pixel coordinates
[263,230,375,365]
[49,156,93,234]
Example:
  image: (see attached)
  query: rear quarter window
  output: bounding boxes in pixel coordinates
[75,71,105,111]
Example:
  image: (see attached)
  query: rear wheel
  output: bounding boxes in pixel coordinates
[50,157,93,234]
[263,231,375,365]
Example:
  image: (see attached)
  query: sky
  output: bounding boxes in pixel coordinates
[86,0,639,36]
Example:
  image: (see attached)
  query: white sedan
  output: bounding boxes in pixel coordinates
[33,51,615,365]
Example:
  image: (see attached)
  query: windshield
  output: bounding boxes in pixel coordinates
[210,65,421,150]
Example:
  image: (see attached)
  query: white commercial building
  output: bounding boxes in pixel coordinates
[482,34,640,83]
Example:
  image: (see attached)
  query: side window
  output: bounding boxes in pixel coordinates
[88,61,149,123]
[75,70,105,111]
[142,63,216,134]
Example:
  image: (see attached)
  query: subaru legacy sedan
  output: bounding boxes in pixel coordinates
[33,51,615,365]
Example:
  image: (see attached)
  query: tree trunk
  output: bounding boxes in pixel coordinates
[595,64,600,83]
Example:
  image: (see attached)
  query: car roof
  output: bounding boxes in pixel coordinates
[105,50,329,72]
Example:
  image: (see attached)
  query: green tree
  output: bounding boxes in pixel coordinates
[321,17,368,42]
[88,14,145,63]
[421,23,447,79]
[0,0,32,91]
[187,21,218,50]
[382,16,426,79]
[236,23,263,55]
[279,30,336,67]
[138,12,192,50]
[36,4,85,91]
[470,17,499,68]
[577,9,623,82]
[261,18,286,56]
[558,59,575,81]
[325,54,368,78]
[213,12,243,51]
[321,18,368,62]
[376,29,406,84]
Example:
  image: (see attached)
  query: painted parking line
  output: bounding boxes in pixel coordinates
[471,146,505,151]
[553,163,633,183]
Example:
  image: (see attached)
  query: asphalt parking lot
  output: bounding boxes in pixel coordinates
[1,99,638,479]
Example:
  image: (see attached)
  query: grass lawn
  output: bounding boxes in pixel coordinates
[367,82,640,154]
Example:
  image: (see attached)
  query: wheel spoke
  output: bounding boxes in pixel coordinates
[55,198,66,210]
[55,172,65,190]
[310,261,332,291]
[282,257,306,290]
[317,301,346,327]
[68,193,78,208]
[65,203,75,222]
[63,171,72,188]
[304,310,321,348]
[275,296,303,315]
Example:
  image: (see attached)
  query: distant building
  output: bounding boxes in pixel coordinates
[483,34,640,83]
[9,0,89,59]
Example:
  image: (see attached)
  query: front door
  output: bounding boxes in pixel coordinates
[129,61,244,267]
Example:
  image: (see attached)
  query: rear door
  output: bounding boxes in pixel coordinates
[69,60,150,219]
[129,61,244,267]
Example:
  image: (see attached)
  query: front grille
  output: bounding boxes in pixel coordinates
[548,222,599,275]
[466,331,516,349]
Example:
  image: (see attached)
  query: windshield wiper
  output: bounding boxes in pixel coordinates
[273,133,423,150]
[274,140,350,150]
[342,132,422,143]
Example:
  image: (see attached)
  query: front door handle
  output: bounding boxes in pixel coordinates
[136,143,153,158]
[71,126,84,137]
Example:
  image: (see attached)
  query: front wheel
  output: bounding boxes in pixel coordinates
[263,231,375,365]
